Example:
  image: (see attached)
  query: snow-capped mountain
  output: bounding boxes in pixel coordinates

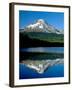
[23,19,63,34]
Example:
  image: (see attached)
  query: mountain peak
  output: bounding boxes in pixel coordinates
[37,19,45,24]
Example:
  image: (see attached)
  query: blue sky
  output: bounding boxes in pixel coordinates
[19,10,64,30]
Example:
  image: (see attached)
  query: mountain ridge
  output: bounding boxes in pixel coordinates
[20,19,64,34]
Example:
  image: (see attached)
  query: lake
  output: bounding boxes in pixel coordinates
[19,47,64,79]
[20,47,64,53]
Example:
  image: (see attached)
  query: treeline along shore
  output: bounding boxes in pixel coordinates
[19,32,64,48]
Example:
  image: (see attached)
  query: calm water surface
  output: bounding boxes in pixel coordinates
[19,47,64,79]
